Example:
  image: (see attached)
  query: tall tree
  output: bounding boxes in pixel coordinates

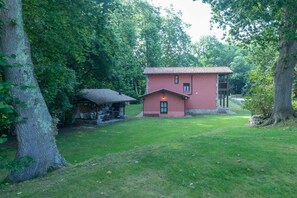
[160,7,194,66]
[229,55,253,94]
[192,36,253,94]
[20,0,119,122]
[99,0,195,97]
[192,36,236,66]
[0,0,65,182]
[135,0,163,67]
[22,0,104,121]
[202,0,297,123]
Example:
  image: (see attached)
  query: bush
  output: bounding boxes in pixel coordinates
[243,70,273,117]
[292,99,297,112]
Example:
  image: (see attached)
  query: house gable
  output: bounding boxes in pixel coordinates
[142,89,188,117]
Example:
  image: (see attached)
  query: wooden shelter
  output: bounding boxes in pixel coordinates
[76,89,136,123]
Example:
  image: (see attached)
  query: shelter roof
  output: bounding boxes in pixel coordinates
[80,89,136,105]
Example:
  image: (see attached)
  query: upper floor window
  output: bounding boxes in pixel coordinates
[183,83,190,93]
[174,75,179,84]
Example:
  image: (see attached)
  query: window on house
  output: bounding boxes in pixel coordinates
[183,83,190,93]
[174,75,179,84]
[160,101,168,114]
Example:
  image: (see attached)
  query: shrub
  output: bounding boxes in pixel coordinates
[292,99,297,112]
[243,70,273,117]
[0,82,18,132]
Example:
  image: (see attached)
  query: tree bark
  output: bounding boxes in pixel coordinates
[272,38,297,123]
[134,80,139,95]
[271,5,297,124]
[0,0,65,182]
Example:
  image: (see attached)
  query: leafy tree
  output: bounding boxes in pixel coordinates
[21,0,92,121]
[192,36,253,94]
[244,70,274,117]
[36,64,77,121]
[192,36,236,66]
[229,55,253,94]
[96,0,195,97]
[202,0,297,123]
[160,7,194,66]
[0,0,65,182]
[244,43,278,116]
[0,55,18,133]
[106,0,162,96]
[135,0,163,67]
[22,0,118,121]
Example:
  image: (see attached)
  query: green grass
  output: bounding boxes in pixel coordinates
[125,103,142,117]
[1,102,297,197]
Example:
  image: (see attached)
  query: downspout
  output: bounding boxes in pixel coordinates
[216,74,219,108]
[184,97,186,116]
[143,98,145,116]
[190,74,193,95]
[146,75,149,94]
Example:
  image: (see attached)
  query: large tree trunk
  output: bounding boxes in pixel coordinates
[270,4,297,124]
[0,0,65,182]
[272,38,297,123]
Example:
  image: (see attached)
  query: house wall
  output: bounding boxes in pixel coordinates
[143,92,185,117]
[147,74,217,110]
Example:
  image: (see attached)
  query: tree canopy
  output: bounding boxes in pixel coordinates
[192,36,253,94]
[0,0,258,129]
[202,0,297,123]
[18,0,197,123]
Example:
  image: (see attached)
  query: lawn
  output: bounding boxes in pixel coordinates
[1,102,297,197]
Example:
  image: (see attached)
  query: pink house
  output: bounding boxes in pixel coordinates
[141,67,232,117]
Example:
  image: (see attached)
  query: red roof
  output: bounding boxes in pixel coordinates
[144,67,232,74]
[140,89,190,100]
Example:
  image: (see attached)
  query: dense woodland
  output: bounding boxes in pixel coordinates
[0,0,297,182]
[1,0,256,129]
